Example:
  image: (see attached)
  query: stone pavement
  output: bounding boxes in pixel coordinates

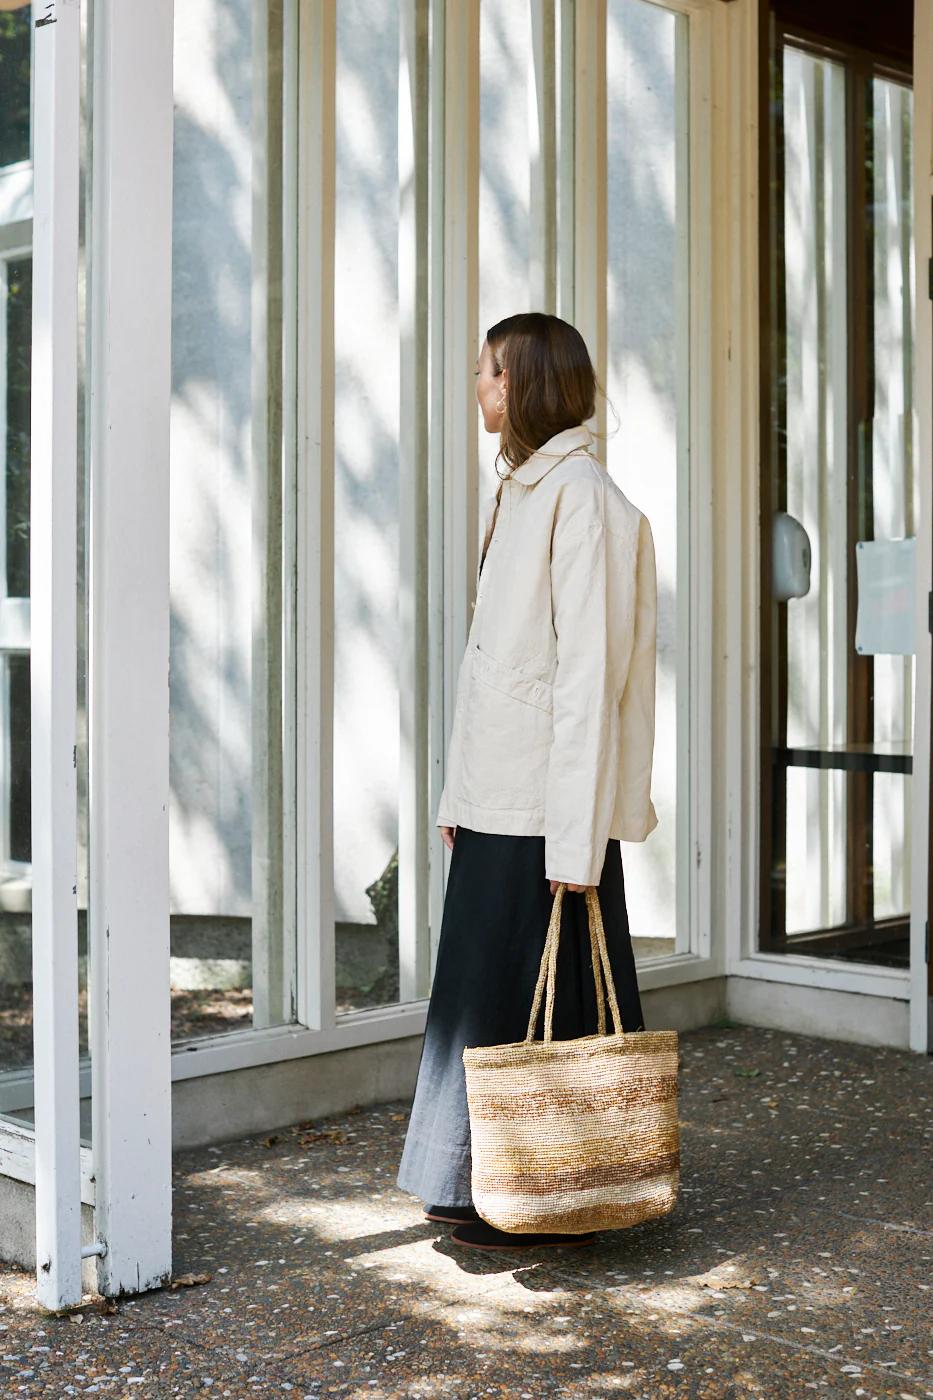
[0,1022,930,1398]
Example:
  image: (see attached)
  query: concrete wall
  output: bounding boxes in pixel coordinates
[171,979,727,1149]
[0,1175,95,1283]
[727,977,911,1050]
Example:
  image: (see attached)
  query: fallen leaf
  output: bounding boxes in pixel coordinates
[263,1135,281,1148]
[169,1273,212,1290]
[298,1129,348,1146]
[694,1266,761,1290]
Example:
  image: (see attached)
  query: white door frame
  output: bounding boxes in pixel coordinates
[909,0,932,1055]
[720,0,928,1051]
[29,0,83,1312]
[87,0,174,1295]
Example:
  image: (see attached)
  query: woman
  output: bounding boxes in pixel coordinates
[396,312,659,1252]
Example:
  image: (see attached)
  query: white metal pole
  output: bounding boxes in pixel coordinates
[30,0,83,1312]
[557,0,576,324]
[529,0,557,314]
[909,0,932,1054]
[427,0,448,976]
[443,0,479,703]
[296,0,336,1032]
[87,0,174,1294]
[573,0,607,443]
[250,0,291,1029]
[398,0,431,1005]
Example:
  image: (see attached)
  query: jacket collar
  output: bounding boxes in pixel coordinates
[508,423,597,485]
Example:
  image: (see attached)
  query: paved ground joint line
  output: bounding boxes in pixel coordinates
[536,1254,933,1391]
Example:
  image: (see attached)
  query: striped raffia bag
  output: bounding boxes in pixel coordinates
[462,882,680,1234]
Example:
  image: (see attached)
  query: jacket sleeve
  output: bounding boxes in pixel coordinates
[543,515,624,886]
[617,513,658,842]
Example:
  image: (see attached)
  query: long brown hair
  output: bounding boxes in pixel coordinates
[485,312,598,473]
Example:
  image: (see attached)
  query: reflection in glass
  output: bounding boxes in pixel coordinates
[169,0,293,1039]
[478,0,533,495]
[4,256,30,601]
[0,5,31,171]
[333,0,402,1013]
[781,49,848,936]
[0,249,32,1078]
[870,77,914,924]
[766,44,915,967]
[0,5,91,1117]
[606,0,689,956]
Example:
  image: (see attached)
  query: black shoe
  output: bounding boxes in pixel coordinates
[450,1219,598,1250]
[423,1203,481,1225]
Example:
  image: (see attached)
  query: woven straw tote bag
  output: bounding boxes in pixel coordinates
[462,882,680,1234]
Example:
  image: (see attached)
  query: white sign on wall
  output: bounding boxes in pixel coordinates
[854,537,917,656]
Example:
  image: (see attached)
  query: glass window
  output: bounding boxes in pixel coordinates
[870,76,914,926]
[333,0,402,1014]
[169,0,294,1038]
[763,35,915,967]
[606,0,690,957]
[781,48,849,937]
[3,253,29,603]
[0,7,32,1087]
[479,0,533,509]
[0,4,31,171]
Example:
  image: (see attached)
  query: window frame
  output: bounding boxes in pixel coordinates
[178,0,724,1089]
[2,0,742,1122]
[753,7,918,989]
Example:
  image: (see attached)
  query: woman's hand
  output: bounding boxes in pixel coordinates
[549,879,591,895]
[440,825,456,851]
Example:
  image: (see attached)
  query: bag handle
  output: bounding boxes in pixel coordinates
[525,883,626,1043]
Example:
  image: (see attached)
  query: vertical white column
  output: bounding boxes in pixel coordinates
[30,0,82,1312]
[557,0,576,323]
[573,0,607,442]
[87,0,174,1294]
[398,0,431,1004]
[910,0,932,1055]
[443,0,479,704]
[425,0,478,980]
[427,0,449,973]
[281,0,300,1026]
[251,0,292,1029]
[296,0,336,1031]
[529,0,557,314]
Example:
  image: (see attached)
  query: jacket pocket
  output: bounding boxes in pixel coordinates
[460,645,554,811]
[472,644,554,712]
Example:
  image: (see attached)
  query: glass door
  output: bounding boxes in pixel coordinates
[760,9,918,967]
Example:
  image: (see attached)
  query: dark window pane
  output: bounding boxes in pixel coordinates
[8,654,30,864]
[5,257,31,600]
[0,6,31,170]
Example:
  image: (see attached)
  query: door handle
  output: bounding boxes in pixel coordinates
[772,511,812,600]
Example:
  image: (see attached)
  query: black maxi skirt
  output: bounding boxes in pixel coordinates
[395,825,646,1209]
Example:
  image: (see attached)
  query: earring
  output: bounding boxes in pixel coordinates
[495,393,507,413]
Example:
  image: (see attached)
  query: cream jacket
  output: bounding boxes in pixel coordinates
[435,423,659,886]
